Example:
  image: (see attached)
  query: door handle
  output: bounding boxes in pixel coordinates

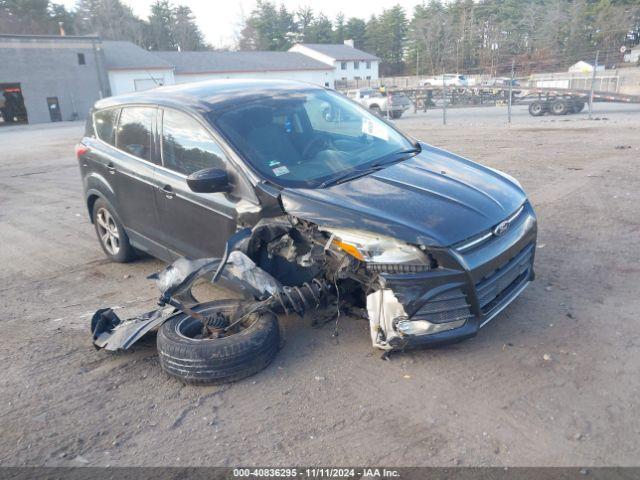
[106,163,116,174]
[161,184,174,199]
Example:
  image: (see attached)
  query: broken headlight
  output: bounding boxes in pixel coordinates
[323,227,432,273]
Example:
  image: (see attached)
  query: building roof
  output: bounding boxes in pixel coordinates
[153,51,333,74]
[293,44,379,61]
[0,34,100,41]
[102,41,173,70]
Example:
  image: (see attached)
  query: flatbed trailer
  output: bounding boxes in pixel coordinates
[510,87,640,116]
[346,85,640,115]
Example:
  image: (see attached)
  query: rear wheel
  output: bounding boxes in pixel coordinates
[390,111,403,119]
[157,300,280,385]
[92,198,135,263]
[550,99,569,115]
[528,100,546,116]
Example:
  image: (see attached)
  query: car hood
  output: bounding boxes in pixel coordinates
[280,143,527,247]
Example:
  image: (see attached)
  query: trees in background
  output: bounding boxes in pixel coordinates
[238,0,640,75]
[0,0,207,50]
[2,0,639,72]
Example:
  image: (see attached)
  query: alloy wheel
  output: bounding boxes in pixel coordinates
[96,207,120,255]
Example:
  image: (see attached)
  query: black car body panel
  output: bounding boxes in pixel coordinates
[281,143,527,247]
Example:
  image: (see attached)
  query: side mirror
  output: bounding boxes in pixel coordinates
[186,168,231,193]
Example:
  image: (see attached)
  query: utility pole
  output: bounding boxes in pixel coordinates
[508,58,515,124]
[442,70,447,125]
[588,50,599,120]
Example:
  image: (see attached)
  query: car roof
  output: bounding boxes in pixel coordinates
[94,79,325,115]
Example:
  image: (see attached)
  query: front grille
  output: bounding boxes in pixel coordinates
[412,288,474,324]
[475,243,534,314]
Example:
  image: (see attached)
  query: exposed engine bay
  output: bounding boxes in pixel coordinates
[91,214,440,357]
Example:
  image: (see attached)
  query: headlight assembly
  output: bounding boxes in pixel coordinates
[322,227,432,273]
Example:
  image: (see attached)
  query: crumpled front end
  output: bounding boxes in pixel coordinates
[364,202,537,351]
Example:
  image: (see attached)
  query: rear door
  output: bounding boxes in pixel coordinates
[111,106,164,249]
[154,107,239,258]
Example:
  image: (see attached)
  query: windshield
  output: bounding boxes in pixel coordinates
[209,89,414,188]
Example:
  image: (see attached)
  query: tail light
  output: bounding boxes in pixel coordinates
[76,143,89,159]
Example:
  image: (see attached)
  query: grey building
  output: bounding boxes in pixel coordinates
[0,34,109,125]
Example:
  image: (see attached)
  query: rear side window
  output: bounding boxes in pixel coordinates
[161,109,227,175]
[116,107,155,161]
[93,108,119,145]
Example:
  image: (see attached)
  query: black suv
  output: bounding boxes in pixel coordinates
[79,79,536,356]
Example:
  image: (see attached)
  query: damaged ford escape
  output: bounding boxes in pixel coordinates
[79,79,537,384]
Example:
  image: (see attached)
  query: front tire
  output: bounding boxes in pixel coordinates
[157,300,280,385]
[92,198,135,263]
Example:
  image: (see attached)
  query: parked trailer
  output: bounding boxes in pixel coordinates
[519,87,640,116]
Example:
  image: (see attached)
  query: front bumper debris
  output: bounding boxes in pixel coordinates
[365,203,537,350]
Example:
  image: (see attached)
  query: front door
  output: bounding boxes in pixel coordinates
[47,97,62,122]
[154,108,239,259]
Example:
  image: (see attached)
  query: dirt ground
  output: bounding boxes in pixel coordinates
[1,104,639,467]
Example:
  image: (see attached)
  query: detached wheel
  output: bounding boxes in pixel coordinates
[550,99,569,115]
[157,300,280,385]
[92,198,135,263]
[529,100,546,116]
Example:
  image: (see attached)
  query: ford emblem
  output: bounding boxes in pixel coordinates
[493,221,510,237]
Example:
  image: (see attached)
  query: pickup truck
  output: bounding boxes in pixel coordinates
[344,88,412,119]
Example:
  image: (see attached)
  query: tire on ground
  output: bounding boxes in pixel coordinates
[157,300,280,385]
[528,100,546,116]
[369,105,382,116]
[92,198,136,263]
[390,111,403,119]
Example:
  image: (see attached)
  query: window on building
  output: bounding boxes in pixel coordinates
[341,61,347,70]
[161,108,227,175]
[354,61,360,69]
[354,76,361,80]
[366,76,371,80]
[366,61,371,69]
[94,108,119,145]
[116,107,155,162]
[77,53,86,65]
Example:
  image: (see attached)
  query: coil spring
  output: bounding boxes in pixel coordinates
[274,278,334,317]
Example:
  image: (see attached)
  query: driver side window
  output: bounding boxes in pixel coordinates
[161,109,227,175]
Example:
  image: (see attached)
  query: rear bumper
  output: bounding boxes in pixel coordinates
[377,201,537,348]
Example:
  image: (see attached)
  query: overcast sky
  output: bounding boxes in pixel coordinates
[62,0,425,48]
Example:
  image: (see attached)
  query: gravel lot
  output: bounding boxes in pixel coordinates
[1,104,639,467]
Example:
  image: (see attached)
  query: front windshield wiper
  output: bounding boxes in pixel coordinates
[317,144,421,189]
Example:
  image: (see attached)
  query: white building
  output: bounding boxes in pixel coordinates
[289,41,380,82]
[623,46,640,64]
[102,41,175,95]
[568,60,605,74]
[100,40,380,96]
[154,51,334,87]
